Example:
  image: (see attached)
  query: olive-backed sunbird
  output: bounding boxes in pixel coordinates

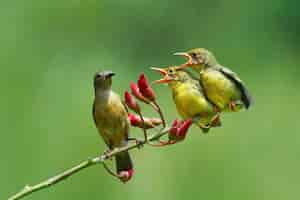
[93,71,133,181]
[151,66,221,133]
[174,48,253,112]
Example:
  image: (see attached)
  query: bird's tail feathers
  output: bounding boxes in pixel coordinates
[115,151,133,173]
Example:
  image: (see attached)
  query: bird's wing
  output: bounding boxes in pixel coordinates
[92,100,97,124]
[121,102,130,140]
[114,93,130,140]
[92,100,110,147]
[219,66,253,109]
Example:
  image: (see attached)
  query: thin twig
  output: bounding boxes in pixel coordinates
[137,110,148,142]
[151,101,166,127]
[102,162,119,178]
[7,127,171,200]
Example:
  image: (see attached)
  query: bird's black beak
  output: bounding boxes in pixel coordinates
[105,71,116,78]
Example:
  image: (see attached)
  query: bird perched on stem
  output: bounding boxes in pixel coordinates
[174,48,253,112]
[93,71,133,183]
[151,66,221,133]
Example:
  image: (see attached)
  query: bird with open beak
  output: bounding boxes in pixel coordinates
[151,66,221,133]
[174,48,253,112]
[93,71,133,183]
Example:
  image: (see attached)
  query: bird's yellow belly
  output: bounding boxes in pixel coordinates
[173,85,214,123]
[201,70,241,109]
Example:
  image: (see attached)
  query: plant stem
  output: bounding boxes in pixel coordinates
[8,127,170,200]
[152,101,166,127]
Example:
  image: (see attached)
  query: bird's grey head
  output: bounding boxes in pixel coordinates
[187,48,218,67]
[93,71,115,91]
[174,48,218,69]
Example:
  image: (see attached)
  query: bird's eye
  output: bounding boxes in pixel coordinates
[168,69,174,73]
[190,53,197,58]
[95,74,102,79]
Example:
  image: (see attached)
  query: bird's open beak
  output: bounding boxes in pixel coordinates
[173,52,193,68]
[150,67,172,84]
[151,67,167,75]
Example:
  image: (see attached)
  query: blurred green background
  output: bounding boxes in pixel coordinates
[2,0,300,199]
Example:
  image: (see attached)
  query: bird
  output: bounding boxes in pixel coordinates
[92,71,133,182]
[151,66,221,133]
[174,48,253,112]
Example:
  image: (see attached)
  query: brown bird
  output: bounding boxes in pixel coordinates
[92,71,133,182]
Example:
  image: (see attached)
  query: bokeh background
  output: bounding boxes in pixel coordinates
[2,0,300,199]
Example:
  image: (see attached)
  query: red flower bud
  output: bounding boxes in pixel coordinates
[128,113,141,127]
[177,119,193,138]
[143,117,162,128]
[168,119,192,142]
[130,82,150,104]
[148,118,163,127]
[128,113,162,129]
[168,119,180,140]
[124,91,140,113]
[171,119,180,127]
[118,169,134,183]
[137,74,155,101]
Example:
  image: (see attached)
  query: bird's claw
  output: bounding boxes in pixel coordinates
[128,138,144,149]
[229,100,243,112]
[210,114,222,127]
[135,139,144,149]
[198,122,211,133]
[102,149,113,160]
[201,126,210,133]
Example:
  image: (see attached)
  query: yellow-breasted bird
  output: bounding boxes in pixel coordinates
[93,71,133,182]
[174,48,253,112]
[151,66,221,133]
